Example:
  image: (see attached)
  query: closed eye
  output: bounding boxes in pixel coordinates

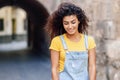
[71,21,76,24]
[63,21,69,25]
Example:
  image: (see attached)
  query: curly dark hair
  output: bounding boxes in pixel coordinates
[45,2,89,40]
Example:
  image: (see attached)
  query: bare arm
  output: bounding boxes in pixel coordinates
[50,49,59,80]
[88,48,96,80]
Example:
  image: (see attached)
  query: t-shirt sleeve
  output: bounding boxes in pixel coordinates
[49,36,60,51]
[88,36,96,50]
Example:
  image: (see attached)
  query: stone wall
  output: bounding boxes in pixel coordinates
[37,0,120,80]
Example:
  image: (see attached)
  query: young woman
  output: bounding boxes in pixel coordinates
[45,2,96,80]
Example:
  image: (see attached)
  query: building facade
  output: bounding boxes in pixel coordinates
[0,6,27,43]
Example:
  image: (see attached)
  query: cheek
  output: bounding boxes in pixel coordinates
[63,25,67,29]
[73,24,79,28]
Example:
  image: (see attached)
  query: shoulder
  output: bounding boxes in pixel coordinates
[49,35,62,51]
[86,35,96,49]
[85,34,96,44]
[50,35,63,46]
[87,35,95,41]
[81,34,95,41]
[51,34,66,42]
[51,35,61,42]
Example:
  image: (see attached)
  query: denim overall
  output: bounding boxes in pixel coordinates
[59,35,89,80]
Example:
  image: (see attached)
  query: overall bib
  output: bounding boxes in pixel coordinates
[59,35,89,80]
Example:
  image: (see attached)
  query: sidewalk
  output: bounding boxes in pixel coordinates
[0,41,27,52]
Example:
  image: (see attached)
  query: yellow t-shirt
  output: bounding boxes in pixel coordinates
[49,33,96,72]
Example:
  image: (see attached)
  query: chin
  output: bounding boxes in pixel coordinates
[67,32,75,35]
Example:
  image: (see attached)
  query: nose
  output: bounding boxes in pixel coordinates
[68,23,72,28]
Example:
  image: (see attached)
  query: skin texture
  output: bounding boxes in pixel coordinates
[63,15,80,36]
[63,15,81,42]
[50,15,96,80]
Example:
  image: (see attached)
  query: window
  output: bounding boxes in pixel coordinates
[24,18,28,30]
[0,19,4,31]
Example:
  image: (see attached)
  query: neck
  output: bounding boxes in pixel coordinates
[66,32,81,42]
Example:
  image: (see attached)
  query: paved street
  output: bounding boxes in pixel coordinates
[0,42,51,80]
[0,41,27,51]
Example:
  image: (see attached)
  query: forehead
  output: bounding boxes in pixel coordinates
[63,15,78,21]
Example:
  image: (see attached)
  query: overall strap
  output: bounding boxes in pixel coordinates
[60,35,68,50]
[84,35,88,50]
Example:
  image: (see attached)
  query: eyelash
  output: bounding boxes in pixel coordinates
[72,22,76,24]
[64,22,76,25]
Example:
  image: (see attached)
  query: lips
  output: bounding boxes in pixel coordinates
[67,29,74,33]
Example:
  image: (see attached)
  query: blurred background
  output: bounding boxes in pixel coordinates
[0,0,120,80]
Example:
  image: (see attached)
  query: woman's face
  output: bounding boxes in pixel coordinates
[63,15,80,35]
